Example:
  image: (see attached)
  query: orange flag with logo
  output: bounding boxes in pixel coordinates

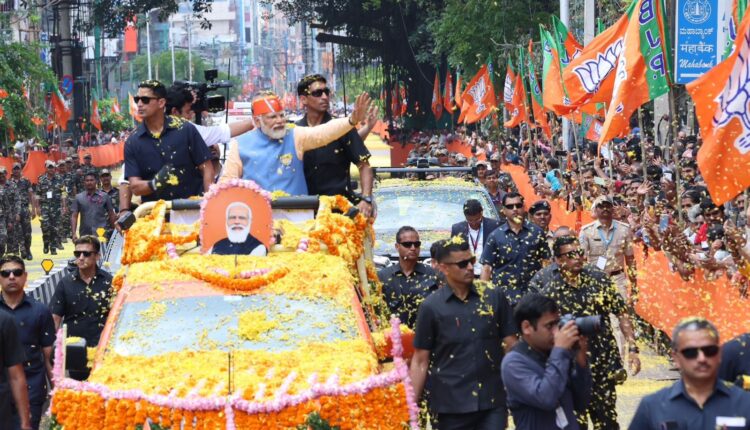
[561,13,629,110]
[504,72,528,128]
[431,71,443,120]
[460,65,497,124]
[454,71,464,111]
[443,70,454,113]
[598,0,670,145]
[688,9,750,205]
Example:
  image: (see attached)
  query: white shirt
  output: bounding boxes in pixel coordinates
[194,123,231,147]
[468,224,484,276]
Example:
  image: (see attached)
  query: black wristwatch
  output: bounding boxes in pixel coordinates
[361,195,373,205]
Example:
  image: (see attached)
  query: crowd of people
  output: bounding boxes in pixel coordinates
[375,125,750,428]
[1,69,750,429]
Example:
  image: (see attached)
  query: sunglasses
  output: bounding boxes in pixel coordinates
[558,249,585,259]
[309,88,331,97]
[133,96,158,104]
[0,269,24,278]
[444,256,476,269]
[504,203,524,210]
[73,250,95,258]
[679,344,720,360]
[398,241,421,248]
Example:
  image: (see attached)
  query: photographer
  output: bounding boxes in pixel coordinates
[166,86,255,148]
[124,80,214,201]
[529,235,640,430]
[502,293,592,430]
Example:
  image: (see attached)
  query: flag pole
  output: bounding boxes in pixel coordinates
[638,107,648,178]
[669,87,683,225]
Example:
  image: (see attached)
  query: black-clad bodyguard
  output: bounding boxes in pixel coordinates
[0,256,54,430]
[410,236,517,430]
[124,80,214,202]
[377,226,438,328]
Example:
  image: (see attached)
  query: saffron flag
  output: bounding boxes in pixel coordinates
[598,0,670,145]
[112,97,121,114]
[503,61,528,128]
[687,9,750,205]
[585,118,603,141]
[503,59,517,114]
[128,92,142,122]
[460,65,497,125]
[527,40,552,139]
[561,12,630,110]
[50,87,70,131]
[541,27,572,115]
[91,91,102,131]
[455,70,464,111]
[443,70,454,113]
[432,71,443,120]
[725,0,749,58]
[551,16,583,66]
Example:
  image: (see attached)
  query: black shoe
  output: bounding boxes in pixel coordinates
[43,245,49,254]
[50,248,57,255]
[23,252,32,261]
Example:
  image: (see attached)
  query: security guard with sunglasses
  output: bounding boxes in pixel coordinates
[630,318,750,429]
[295,74,375,217]
[123,80,214,202]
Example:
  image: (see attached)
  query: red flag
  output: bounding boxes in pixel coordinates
[50,88,70,131]
[124,19,138,53]
[443,70,454,113]
[432,71,443,120]
[460,65,497,124]
[91,96,102,131]
[687,8,750,205]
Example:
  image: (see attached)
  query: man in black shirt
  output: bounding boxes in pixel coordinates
[51,236,113,379]
[0,309,30,430]
[529,235,640,430]
[124,80,214,202]
[296,74,376,217]
[410,236,517,429]
[719,332,750,387]
[377,226,438,328]
[480,192,550,305]
[0,256,55,430]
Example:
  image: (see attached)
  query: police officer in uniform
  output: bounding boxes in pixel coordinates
[9,163,34,260]
[56,160,76,242]
[0,166,20,257]
[36,160,66,255]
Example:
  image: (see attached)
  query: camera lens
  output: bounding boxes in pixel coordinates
[574,315,602,336]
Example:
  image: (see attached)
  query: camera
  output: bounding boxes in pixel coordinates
[559,314,602,336]
[174,69,233,125]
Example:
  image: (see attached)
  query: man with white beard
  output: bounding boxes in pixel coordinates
[220,90,371,194]
[211,202,266,255]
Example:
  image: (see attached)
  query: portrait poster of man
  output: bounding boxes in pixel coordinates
[200,182,273,256]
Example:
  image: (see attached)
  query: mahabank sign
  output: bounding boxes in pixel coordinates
[675,0,731,84]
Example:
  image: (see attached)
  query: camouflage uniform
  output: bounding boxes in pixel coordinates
[9,175,33,257]
[36,173,66,253]
[0,180,20,256]
[60,171,77,240]
[82,164,100,179]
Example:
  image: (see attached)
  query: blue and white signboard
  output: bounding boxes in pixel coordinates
[675,0,730,84]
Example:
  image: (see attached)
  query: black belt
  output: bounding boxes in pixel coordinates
[608,269,624,276]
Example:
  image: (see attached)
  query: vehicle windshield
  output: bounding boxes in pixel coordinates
[109,294,359,357]
[373,187,497,257]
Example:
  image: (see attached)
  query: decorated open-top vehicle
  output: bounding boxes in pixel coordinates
[49,180,418,429]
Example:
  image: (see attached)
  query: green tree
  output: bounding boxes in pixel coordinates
[97,98,132,134]
[0,42,57,148]
[126,51,242,99]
